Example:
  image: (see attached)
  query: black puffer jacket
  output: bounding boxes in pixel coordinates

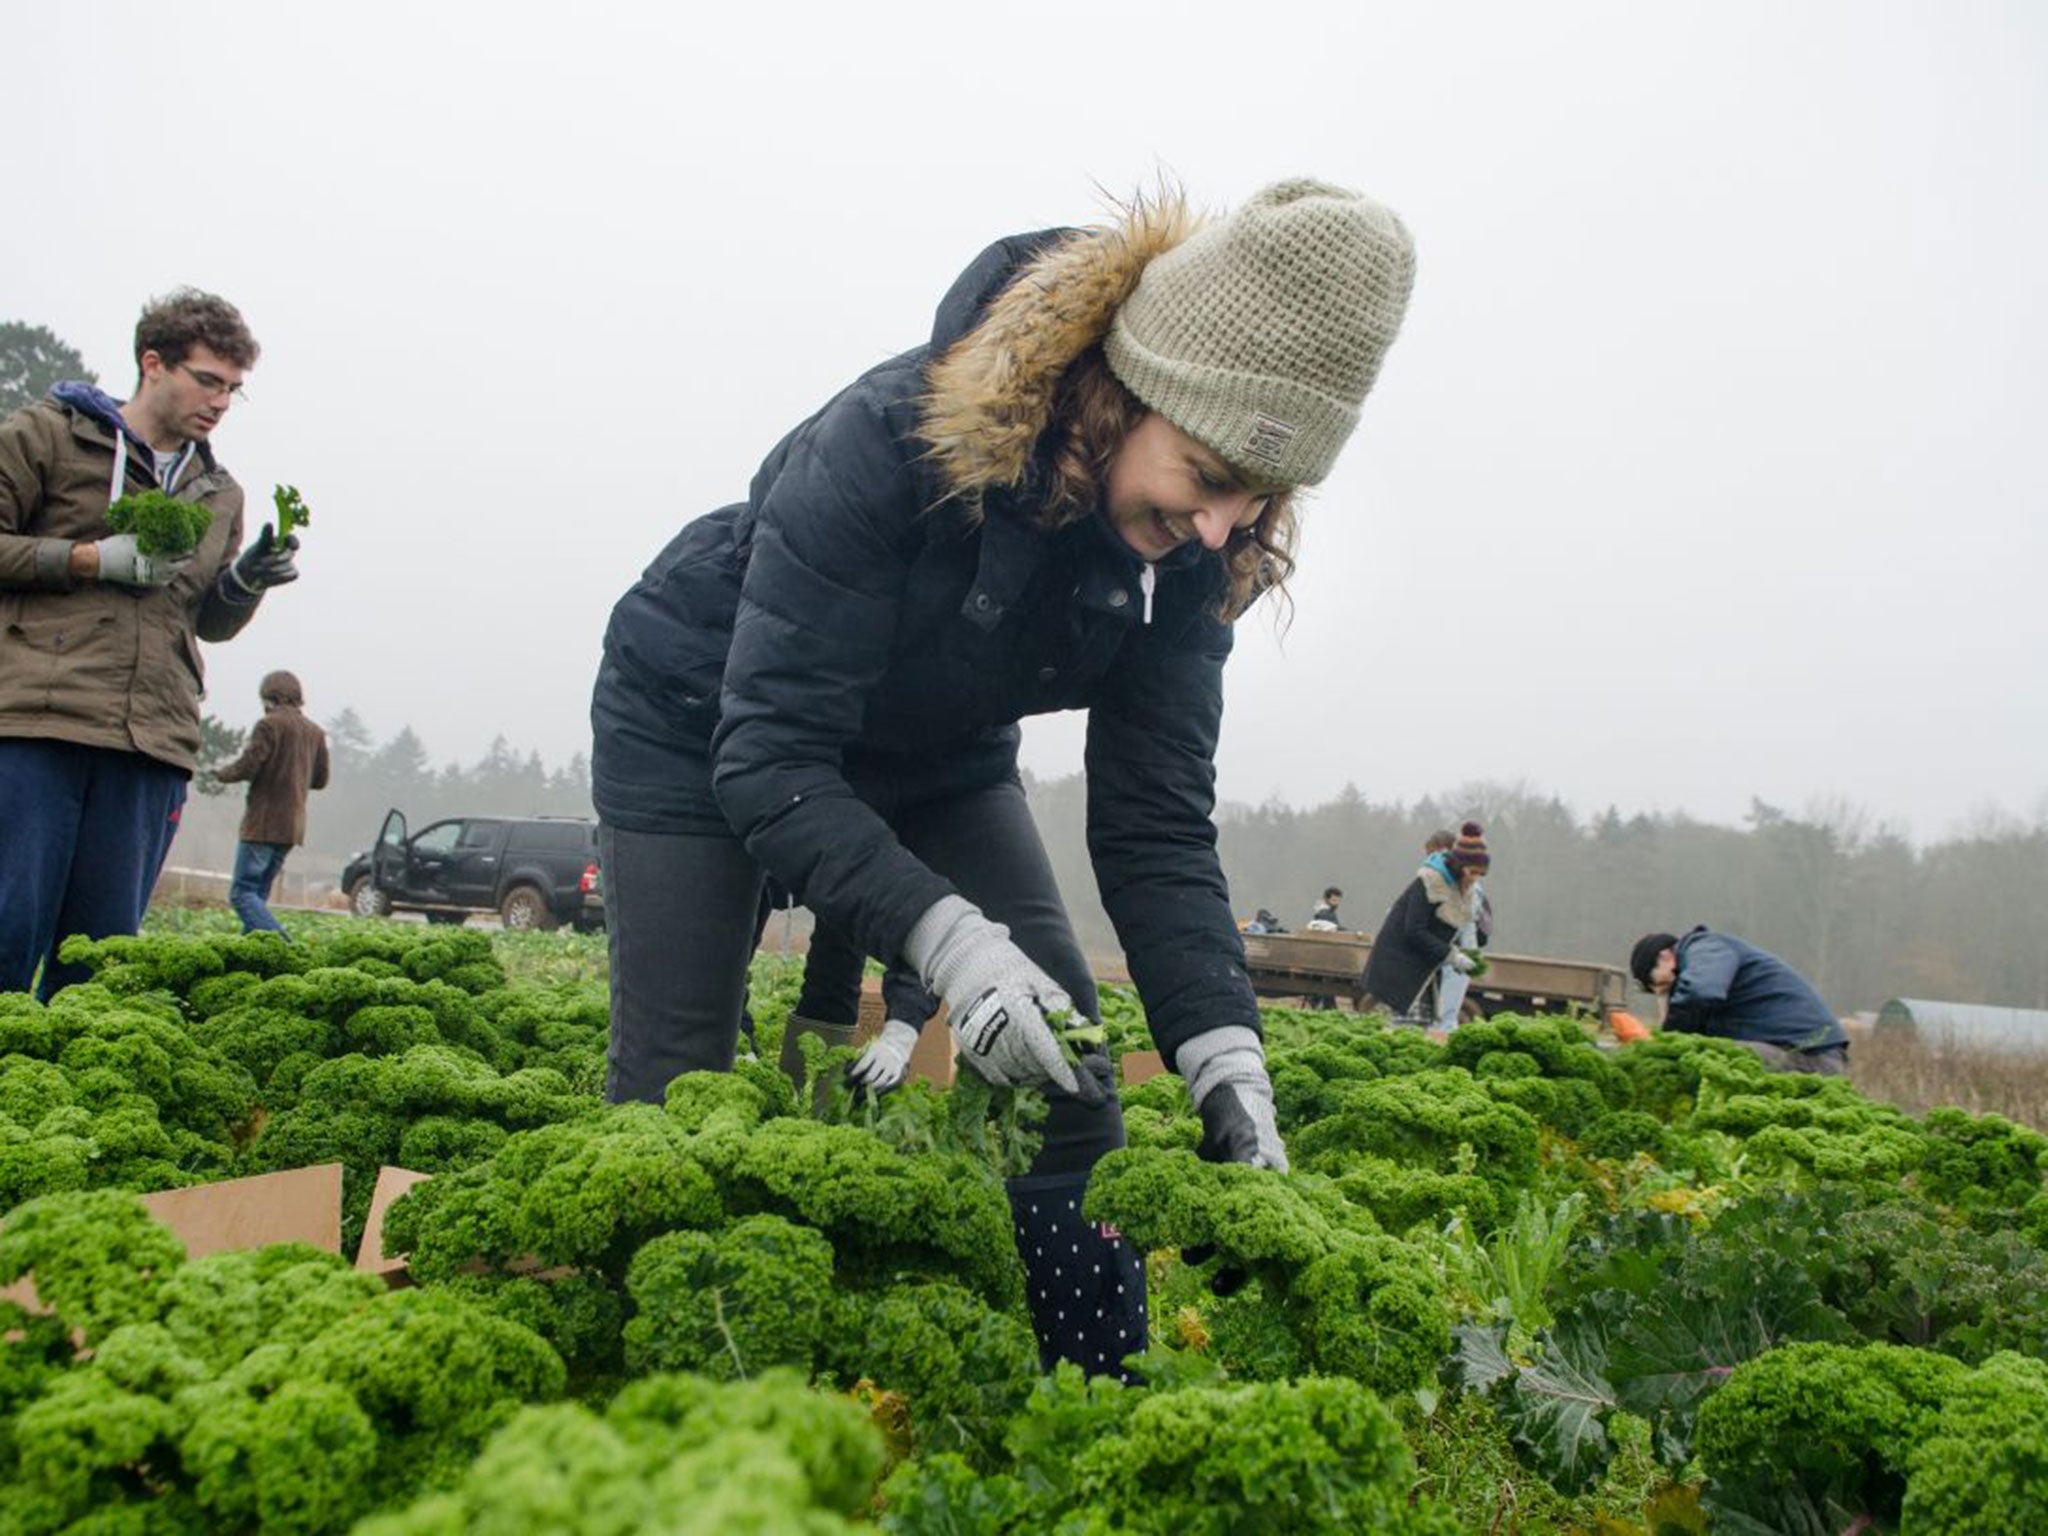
[1360,872,1460,1014]
[593,209,1259,1064]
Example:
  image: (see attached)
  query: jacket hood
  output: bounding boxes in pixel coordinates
[919,193,1198,502]
[46,379,216,488]
[50,381,143,445]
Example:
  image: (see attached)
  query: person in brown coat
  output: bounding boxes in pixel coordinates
[0,289,300,996]
[210,671,329,935]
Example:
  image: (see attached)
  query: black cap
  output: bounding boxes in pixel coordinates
[1630,932,1679,991]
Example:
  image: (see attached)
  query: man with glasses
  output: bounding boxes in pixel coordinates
[0,288,302,996]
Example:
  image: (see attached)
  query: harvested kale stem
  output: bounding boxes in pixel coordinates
[273,482,311,538]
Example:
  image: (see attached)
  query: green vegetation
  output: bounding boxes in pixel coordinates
[2,916,2043,1532]
[272,483,311,539]
[105,488,213,555]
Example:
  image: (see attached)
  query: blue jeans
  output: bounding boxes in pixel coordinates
[229,841,293,935]
[0,739,188,998]
[1437,964,1471,1030]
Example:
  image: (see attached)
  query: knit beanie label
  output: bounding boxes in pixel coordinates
[1104,177,1416,487]
[1240,413,1298,471]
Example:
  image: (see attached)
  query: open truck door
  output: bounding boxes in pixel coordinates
[371,809,409,897]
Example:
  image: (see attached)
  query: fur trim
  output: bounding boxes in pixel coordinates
[919,191,1199,502]
[1418,863,1473,927]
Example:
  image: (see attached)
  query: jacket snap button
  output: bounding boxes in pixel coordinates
[1037,666,1057,683]
[972,592,991,611]
[1107,588,1128,608]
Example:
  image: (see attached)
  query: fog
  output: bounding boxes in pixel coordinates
[9,1,2044,839]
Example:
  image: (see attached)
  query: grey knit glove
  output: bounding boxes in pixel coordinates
[847,1019,923,1098]
[91,533,188,588]
[904,895,1100,1105]
[1177,1026,1288,1171]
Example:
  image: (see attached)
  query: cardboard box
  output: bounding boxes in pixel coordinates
[1,1163,344,1314]
[355,1165,434,1282]
[1121,1050,1167,1087]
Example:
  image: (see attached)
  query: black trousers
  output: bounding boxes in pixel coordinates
[753,881,933,1030]
[599,775,1124,1177]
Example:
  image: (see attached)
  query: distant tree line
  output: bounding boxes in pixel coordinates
[175,711,2045,1016]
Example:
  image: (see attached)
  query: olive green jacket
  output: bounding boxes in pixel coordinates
[0,393,260,772]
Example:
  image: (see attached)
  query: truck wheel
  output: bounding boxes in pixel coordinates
[425,911,467,927]
[348,877,392,918]
[499,885,557,931]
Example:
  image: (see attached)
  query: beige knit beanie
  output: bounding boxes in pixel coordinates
[1103,178,1415,487]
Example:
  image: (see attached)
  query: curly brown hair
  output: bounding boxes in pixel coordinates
[1037,348,1297,620]
[134,288,260,375]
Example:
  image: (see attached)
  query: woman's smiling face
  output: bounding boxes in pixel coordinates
[1102,413,1275,562]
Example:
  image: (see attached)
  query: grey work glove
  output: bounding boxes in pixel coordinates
[904,895,1102,1106]
[223,523,300,600]
[1447,948,1477,975]
[1177,1026,1289,1172]
[847,1018,924,1099]
[91,533,189,588]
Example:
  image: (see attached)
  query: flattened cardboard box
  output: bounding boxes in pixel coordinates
[353,1166,590,1288]
[356,1165,435,1282]
[1,1162,344,1314]
[1121,1050,1167,1086]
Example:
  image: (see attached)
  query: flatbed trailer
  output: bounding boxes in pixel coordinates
[1237,929,1631,1024]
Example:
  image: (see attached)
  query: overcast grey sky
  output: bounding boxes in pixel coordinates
[9,1,2043,841]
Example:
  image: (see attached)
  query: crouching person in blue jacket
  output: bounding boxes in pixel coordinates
[1630,926,1850,1075]
[589,179,1416,1375]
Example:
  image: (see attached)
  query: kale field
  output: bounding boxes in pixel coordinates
[3,911,2044,1533]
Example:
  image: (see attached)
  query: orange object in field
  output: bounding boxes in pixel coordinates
[1608,1009,1652,1044]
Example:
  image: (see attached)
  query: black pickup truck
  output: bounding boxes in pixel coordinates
[341,810,603,931]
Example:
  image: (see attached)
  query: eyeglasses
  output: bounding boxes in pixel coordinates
[177,363,249,402]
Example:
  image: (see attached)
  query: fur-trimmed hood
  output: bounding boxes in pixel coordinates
[1418,861,1475,927]
[918,195,1198,502]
